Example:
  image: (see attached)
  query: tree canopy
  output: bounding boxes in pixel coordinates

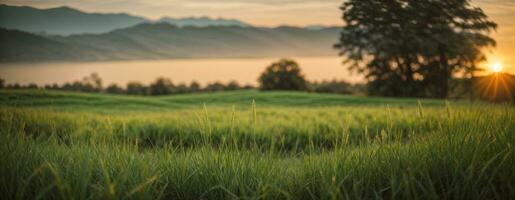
[258,59,308,91]
[149,78,175,96]
[336,0,497,97]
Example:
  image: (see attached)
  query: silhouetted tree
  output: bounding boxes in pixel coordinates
[189,81,201,93]
[174,83,190,94]
[149,78,174,95]
[57,73,104,92]
[105,84,125,94]
[27,83,38,89]
[225,81,241,91]
[243,84,255,90]
[205,82,225,92]
[126,82,147,96]
[61,83,72,91]
[50,83,60,90]
[336,0,496,98]
[7,83,21,89]
[258,59,308,91]
[72,81,87,91]
[82,73,103,92]
[44,84,60,90]
[0,79,4,89]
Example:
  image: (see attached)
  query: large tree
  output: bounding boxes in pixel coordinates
[335,0,496,97]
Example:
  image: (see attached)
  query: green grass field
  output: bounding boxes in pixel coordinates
[1,90,514,199]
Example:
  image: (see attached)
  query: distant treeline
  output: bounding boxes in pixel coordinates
[0,74,253,96]
[1,57,513,103]
[0,73,366,96]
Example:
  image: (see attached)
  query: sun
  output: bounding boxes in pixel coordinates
[492,62,503,73]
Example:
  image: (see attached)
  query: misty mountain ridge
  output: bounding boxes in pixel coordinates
[0,4,147,35]
[158,16,250,27]
[0,4,252,35]
[0,23,340,62]
[0,4,341,62]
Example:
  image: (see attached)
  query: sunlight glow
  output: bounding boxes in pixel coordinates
[492,62,503,73]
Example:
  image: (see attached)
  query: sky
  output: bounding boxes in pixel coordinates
[1,0,514,73]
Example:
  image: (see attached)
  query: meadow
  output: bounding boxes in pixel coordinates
[0,90,513,199]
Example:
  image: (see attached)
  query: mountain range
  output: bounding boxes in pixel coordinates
[0,4,253,35]
[0,4,341,62]
[0,4,148,35]
[158,17,250,28]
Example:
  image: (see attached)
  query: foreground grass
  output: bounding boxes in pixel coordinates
[0,90,514,199]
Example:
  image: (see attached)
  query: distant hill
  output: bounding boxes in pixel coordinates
[158,16,249,27]
[0,4,252,35]
[0,4,148,35]
[0,28,99,62]
[304,25,339,30]
[0,23,341,62]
